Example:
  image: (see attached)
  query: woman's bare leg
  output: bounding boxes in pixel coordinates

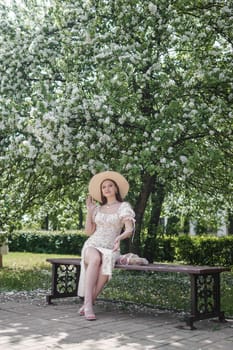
[93,273,109,302]
[84,247,102,318]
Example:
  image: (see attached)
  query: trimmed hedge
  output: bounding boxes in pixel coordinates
[174,235,233,266]
[7,231,233,267]
[153,235,233,267]
[8,230,87,255]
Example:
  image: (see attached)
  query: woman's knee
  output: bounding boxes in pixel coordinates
[85,248,102,266]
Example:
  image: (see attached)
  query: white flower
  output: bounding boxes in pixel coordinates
[125,163,132,170]
[188,101,195,108]
[219,72,225,80]
[22,140,30,147]
[118,117,125,124]
[151,145,157,152]
[148,3,157,15]
[99,134,111,143]
[180,155,188,163]
[84,31,91,44]
[221,6,231,14]
[160,157,166,164]
[168,147,173,154]
[104,117,110,124]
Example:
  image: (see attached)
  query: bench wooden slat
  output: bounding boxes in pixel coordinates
[115,263,230,274]
[46,258,230,274]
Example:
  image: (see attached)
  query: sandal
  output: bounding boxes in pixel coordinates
[78,305,85,316]
[84,307,96,321]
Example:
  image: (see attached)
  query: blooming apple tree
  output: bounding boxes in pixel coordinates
[0,0,232,258]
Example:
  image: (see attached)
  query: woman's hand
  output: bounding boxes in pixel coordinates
[85,195,96,235]
[113,236,121,252]
[86,195,96,211]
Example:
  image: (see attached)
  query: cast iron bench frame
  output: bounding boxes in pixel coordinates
[46,258,230,329]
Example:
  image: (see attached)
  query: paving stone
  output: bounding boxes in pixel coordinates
[0,297,232,350]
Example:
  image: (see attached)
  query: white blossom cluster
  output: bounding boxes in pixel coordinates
[0,0,232,227]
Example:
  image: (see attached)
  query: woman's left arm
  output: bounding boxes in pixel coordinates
[112,219,133,252]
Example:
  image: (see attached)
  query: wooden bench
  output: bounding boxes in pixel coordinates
[46,258,230,329]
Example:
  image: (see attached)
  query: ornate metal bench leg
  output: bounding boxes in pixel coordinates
[46,295,53,305]
[189,272,225,328]
[46,262,80,303]
[218,311,227,323]
[46,263,58,304]
[185,315,196,330]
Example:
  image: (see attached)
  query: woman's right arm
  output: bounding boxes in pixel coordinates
[84,195,96,236]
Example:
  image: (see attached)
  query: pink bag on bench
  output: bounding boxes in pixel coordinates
[117,253,149,266]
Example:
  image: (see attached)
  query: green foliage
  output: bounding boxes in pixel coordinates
[175,235,196,264]
[0,0,232,245]
[142,232,233,267]
[0,267,50,291]
[0,252,77,291]
[0,231,8,247]
[8,230,86,255]
[102,269,233,317]
[151,236,176,262]
[143,233,233,266]
[7,230,233,267]
[175,235,233,266]
[102,270,190,312]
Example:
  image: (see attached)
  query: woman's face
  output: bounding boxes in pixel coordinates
[101,180,117,199]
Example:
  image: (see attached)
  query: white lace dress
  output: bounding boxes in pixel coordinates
[78,202,135,297]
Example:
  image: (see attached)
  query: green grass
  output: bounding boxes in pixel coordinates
[1,252,232,317]
[0,252,77,291]
[102,269,233,318]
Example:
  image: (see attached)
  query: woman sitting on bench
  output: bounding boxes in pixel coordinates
[78,171,135,321]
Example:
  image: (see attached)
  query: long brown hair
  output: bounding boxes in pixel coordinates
[100,179,123,205]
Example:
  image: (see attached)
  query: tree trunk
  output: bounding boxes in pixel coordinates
[143,181,165,262]
[78,207,83,229]
[228,212,233,235]
[41,215,49,230]
[130,173,157,255]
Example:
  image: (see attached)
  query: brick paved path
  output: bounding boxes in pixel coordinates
[0,299,232,349]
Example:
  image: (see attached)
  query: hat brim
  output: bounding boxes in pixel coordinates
[88,171,129,203]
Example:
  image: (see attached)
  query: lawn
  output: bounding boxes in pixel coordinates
[0,252,77,291]
[107,269,233,318]
[1,252,232,317]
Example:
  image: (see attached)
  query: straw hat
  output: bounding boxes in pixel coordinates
[88,171,129,202]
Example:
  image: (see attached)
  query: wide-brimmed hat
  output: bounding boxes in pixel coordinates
[88,171,129,202]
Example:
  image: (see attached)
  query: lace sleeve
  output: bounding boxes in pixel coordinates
[119,202,136,241]
[119,202,135,225]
